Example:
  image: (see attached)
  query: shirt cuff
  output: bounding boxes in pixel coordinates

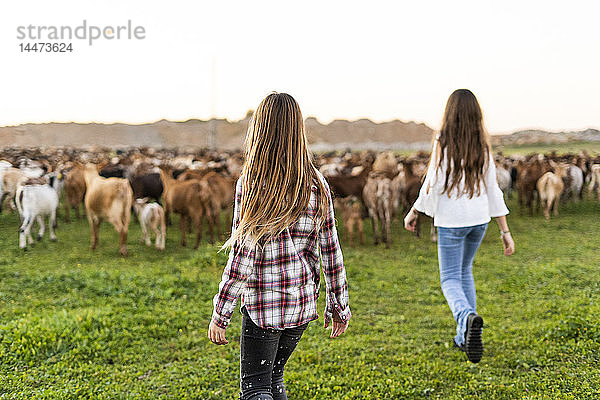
[336,304,352,321]
[412,197,423,212]
[413,197,434,218]
[490,209,509,218]
[490,203,510,218]
[211,310,231,329]
[324,299,352,325]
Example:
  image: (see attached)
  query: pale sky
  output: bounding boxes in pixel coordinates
[1,0,599,134]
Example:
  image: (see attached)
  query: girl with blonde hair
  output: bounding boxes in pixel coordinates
[209,92,351,399]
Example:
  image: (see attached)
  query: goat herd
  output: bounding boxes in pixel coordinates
[0,147,599,256]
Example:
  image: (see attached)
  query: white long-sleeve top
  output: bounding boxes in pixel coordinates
[413,138,509,228]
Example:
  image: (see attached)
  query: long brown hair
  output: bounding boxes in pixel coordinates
[434,89,491,198]
[228,92,329,248]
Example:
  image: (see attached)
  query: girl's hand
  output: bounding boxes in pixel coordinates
[502,232,515,256]
[324,309,349,339]
[208,321,229,345]
[404,209,418,232]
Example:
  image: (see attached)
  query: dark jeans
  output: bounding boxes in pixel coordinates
[240,307,308,400]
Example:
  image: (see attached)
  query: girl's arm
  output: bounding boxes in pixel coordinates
[318,178,351,335]
[413,140,443,213]
[495,214,509,232]
[495,215,514,256]
[405,141,441,231]
[209,242,255,345]
[485,154,514,256]
[211,177,254,331]
[211,245,256,329]
[485,154,510,218]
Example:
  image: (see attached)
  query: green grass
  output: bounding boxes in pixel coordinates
[368,141,600,157]
[493,141,600,156]
[0,198,599,399]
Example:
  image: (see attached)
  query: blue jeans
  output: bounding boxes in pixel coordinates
[437,223,488,345]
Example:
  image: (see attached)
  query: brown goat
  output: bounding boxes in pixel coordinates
[362,173,392,248]
[400,160,437,241]
[326,163,372,199]
[83,164,133,256]
[372,152,398,178]
[402,161,423,237]
[390,166,406,220]
[159,167,217,247]
[334,196,364,245]
[200,171,235,239]
[517,157,550,216]
[177,169,212,182]
[64,164,86,223]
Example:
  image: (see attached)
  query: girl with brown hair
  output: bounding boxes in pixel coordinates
[405,89,514,363]
[208,92,351,399]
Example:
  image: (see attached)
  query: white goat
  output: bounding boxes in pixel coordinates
[47,171,66,198]
[16,184,59,249]
[496,165,512,198]
[589,164,600,200]
[537,163,567,220]
[133,198,166,250]
[0,161,12,208]
[1,168,26,212]
[562,165,584,202]
[18,159,45,179]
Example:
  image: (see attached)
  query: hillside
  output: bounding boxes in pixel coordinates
[1,119,598,150]
[492,128,600,146]
[0,118,434,151]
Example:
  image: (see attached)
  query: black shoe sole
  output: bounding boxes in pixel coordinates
[465,315,483,363]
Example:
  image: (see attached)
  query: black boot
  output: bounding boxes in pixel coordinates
[464,313,484,363]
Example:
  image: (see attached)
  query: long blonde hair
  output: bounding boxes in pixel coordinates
[434,89,491,198]
[228,92,329,248]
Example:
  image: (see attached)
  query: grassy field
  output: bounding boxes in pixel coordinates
[493,141,600,156]
[0,197,599,399]
[372,141,600,158]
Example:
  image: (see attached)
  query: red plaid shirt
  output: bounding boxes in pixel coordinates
[212,172,351,330]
